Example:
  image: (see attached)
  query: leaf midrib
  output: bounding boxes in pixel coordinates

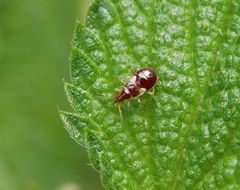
[106,0,161,188]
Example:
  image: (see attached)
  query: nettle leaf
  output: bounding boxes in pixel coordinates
[61,0,240,189]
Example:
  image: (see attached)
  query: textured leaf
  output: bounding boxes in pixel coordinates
[61,0,240,189]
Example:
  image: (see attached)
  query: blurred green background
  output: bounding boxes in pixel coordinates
[0,0,104,189]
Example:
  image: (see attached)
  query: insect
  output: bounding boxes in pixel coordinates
[115,68,158,103]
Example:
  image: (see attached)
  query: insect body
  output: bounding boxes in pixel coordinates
[115,68,157,103]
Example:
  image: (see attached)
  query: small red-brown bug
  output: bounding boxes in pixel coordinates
[115,68,157,120]
[115,68,158,103]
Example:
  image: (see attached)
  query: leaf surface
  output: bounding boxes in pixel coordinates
[61,0,240,189]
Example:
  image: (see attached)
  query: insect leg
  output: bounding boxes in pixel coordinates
[118,105,123,121]
[115,88,122,93]
[148,88,155,95]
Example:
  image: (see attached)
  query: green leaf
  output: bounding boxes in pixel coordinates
[61,0,240,189]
